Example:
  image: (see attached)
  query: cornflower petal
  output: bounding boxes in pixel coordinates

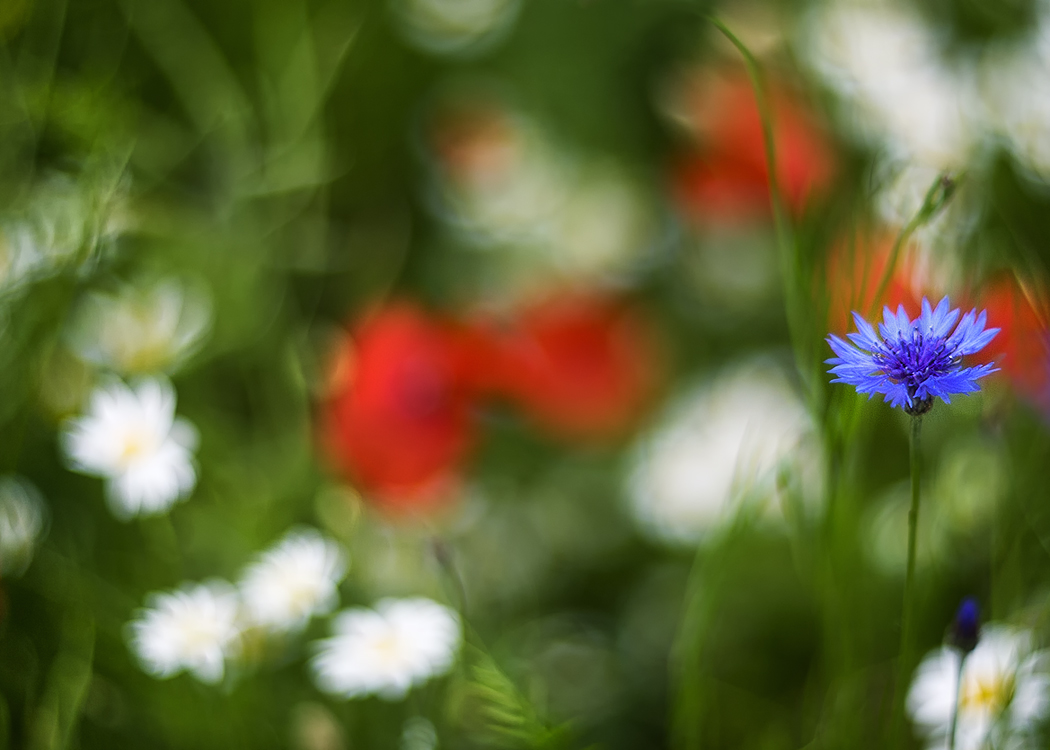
[880,306,903,341]
[896,304,911,338]
[849,311,883,351]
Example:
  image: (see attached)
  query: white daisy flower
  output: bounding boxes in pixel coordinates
[239,528,348,633]
[426,107,654,299]
[0,175,124,297]
[874,160,979,269]
[61,378,199,519]
[0,223,48,294]
[393,0,521,56]
[311,598,461,700]
[627,360,822,545]
[0,476,47,577]
[547,163,654,283]
[68,278,212,375]
[908,626,1050,750]
[801,1,982,168]
[980,1,1050,178]
[128,581,242,684]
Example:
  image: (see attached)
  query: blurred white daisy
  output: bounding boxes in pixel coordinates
[426,105,655,298]
[128,581,242,684]
[0,476,47,576]
[393,0,521,56]
[875,161,978,262]
[0,175,124,296]
[68,278,211,375]
[980,2,1050,177]
[0,223,48,294]
[239,528,348,633]
[627,360,822,545]
[444,128,569,250]
[802,1,981,168]
[62,378,199,519]
[311,598,460,700]
[547,163,655,283]
[908,625,1050,750]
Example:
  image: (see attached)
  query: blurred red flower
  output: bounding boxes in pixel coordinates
[474,293,660,440]
[321,303,477,510]
[670,68,836,224]
[976,276,1050,408]
[825,231,930,335]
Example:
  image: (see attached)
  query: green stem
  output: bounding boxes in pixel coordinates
[705,18,789,252]
[948,651,965,750]
[431,535,468,621]
[868,173,960,321]
[892,415,923,747]
[706,18,802,364]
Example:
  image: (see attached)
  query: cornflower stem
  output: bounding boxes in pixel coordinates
[892,415,923,747]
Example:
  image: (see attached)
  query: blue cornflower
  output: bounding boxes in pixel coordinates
[826,296,1000,415]
[949,597,980,654]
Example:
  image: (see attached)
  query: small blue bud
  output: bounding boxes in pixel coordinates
[950,597,980,653]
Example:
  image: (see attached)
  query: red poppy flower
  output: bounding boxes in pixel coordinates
[976,276,1050,407]
[321,303,477,511]
[475,293,660,440]
[670,68,836,224]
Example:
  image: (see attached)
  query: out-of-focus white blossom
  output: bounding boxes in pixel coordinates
[0,476,47,576]
[128,581,242,684]
[627,360,821,545]
[68,278,212,375]
[547,163,655,282]
[311,598,460,700]
[908,626,1050,750]
[433,112,568,251]
[980,1,1050,177]
[62,378,198,519]
[0,223,49,294]
[0,176,125,296]
[426,102,655,297]
[873,161,974,285]
[239,528,348,633]
[802,1,981,168]
[392,0,520,56]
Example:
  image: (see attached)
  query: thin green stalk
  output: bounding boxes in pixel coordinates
[892,415,923,747]
[705,18,790,255]
[431,535,468,621]
[948,651,965,750]
[707,18,798,336]
[868,173,960,321]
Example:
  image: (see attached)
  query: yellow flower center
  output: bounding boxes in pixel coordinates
[118,426,155,467]
[959,672,1015,715]
[374,633,404,665]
